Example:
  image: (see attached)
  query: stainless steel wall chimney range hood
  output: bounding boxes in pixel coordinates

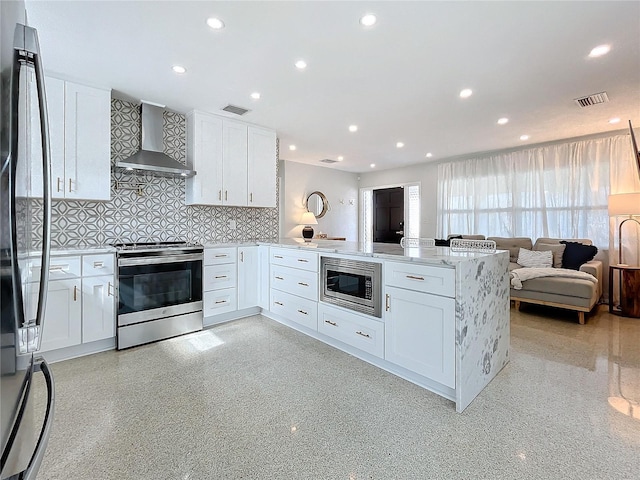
[116,101,196,178]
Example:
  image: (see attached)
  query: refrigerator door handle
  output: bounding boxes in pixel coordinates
[14,24,52,352]
[20,357,55,480]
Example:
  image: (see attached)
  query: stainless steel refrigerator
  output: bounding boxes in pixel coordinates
[1,0,55,478]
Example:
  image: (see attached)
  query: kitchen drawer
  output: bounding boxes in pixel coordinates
[204,288,237,316]
[204,264,237,291]
[204,247,237,265]
[317,303,384,358]
[269,289,317,331]
[385,261,455,298]
[28,255,81,281]
[271,265,318,301]
[82,253,115,277]
[270,247,318,272]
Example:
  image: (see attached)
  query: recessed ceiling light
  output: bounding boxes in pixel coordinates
[295,60,307,70]
[289,145,296,151]
[250,92,261,100]
[349,125,358,132]
[360,14,377,27]
[589,44,611,58]
[172,65,186,74]
[370,163,376,168]
[206,17,225,30]
[520,134,530,141]
[608,117,621,124]
[459,88,473,98]
[426,153,433,158]
[337,156,344,161]
[497,117,509,125]
[396,142,404,148]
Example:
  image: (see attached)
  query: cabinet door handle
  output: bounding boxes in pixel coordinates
[240,251,244,263]
[225,190,228,201]
[215,299,228,304]
[274,255,283,259]
[218,190,222,201]
[406,275,425,281]
[93,261,104,268]
[297,259,308,263]
[107,282,114,296]
[324,320,337,327]
[68,178,73,192]
[297,309,308,315]
[356,331,371,338]
[57,177,63,192]
[250,192,253,203]
[385,293,390,312]
[215,275,227,279]
[73,285,78,301]
[297,282,309,287]
[275,276,284,280]
[274,301,284,306]
[214,254,228,258]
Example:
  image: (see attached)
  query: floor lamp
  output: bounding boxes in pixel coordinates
[608,193,640,265]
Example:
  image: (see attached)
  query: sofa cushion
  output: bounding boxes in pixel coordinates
[488,237,533,262]
[533,243,566,268]
[517,248,553,268]
[560,241,598,270]
[512,275,596,300]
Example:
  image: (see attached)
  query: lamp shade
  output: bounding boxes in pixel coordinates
[299,211,318,225]
[608,193,640,216]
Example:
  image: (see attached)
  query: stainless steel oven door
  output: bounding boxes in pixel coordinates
[117,253,203,327]
[321,258,381,317]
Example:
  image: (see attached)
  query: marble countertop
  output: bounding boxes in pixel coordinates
[51,245,116,256]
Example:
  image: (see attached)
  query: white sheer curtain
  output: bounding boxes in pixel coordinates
[436,135,633,249]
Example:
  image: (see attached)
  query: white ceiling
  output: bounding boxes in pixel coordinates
[26,1,640,173]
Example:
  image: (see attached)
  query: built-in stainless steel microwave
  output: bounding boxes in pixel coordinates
[320,257,382,317]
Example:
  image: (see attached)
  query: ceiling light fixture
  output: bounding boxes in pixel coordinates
[289,145,296,151]
[459,88,473,98]
[426,153,433,158]
[370,163,376,168]
[250,92,261,100]
[349,125,358,132]
[609,117,621,124]
[172,65,186,74]
[396,142,404,148]
[589,44,611,58]
[520,134,530,141]
[497,117,509,125]
[295,60,307,70]
[360,14,377,27]
[206,17,225,29]
[337,156,344,161]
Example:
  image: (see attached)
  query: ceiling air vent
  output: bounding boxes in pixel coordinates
[320,158,338,164]
[222,104,250,116]
[574,92,609,108]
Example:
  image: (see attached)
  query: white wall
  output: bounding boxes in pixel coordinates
[280,161,360,240]
[358,162,439,238]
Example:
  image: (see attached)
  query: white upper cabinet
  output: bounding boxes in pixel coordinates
[46,76,111,201]
[185,111,276,207]
[247,126,277,208]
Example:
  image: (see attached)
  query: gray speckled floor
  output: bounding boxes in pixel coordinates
[36,306,640,479]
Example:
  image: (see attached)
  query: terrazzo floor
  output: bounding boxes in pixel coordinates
[35,305,640,479]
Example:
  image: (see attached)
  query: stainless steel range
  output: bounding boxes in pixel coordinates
[113,241,203,349]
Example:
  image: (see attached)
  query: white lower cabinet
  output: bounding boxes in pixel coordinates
[34,278,82,352]
[82,275,115,343]
[204,288,237,316]
[238,246,260,309]
[317,303,384,358]
[270,289,317,330]
[384,285,455,388]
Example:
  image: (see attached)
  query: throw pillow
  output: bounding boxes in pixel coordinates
[560,241,598,270]
[517,248,553,268]
[434,238,449,246]
[533,243,566,268]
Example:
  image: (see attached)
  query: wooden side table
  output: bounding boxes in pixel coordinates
[609,264,640,318]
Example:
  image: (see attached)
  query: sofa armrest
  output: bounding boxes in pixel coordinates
[580,260,602,299]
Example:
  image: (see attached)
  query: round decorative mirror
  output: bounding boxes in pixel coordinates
[306,191,329,219]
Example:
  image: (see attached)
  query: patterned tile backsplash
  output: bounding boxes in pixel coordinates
[31,99,279,248]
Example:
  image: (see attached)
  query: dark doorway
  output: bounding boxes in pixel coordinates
[373,187,404,243]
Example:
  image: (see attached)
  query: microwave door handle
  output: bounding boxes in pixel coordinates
[20,357,56,480]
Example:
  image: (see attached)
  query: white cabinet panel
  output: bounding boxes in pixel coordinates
[47,76,65,199]
[238,246,259,309]
[82,253,115,277]
[270,265,318,301]
[270,289,317,331]
[186,112,223,205]
[204,264,237,291]
[82,275,115,343]
[222,120,248,206]
[204,247,237,265]
[270,247,318,272]
[247,126,277,207]
[384,286,455,388]
[317,304,384,358]
[204,288,237,316]
[258,245,270,310]
[385,261,455,298]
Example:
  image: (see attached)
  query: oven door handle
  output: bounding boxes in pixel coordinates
[118,253,203,267]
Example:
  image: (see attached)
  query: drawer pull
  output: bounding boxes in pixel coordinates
[275,276,284,280]
[406,275,425,281]
[73,285,78,301]
[240,251,244,263]
[225,190,228,201]
[356,331,371,338]
[49,265,68,272]
[297,259,308,263]
[215,300,228,304]
[107,282,114,296]
[297,309,308,315]
[214,254,228,258]
[324,320,337,327]
[93,261,104,268]
[274,301,284,306]
[274,255,283,259]
[385,293,390,312]
[297,282,309,287]
[218,190,222,201]
[214,275,228,279]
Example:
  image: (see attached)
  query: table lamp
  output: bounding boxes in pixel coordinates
[608,193,640,264]
[299,211,318,242]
